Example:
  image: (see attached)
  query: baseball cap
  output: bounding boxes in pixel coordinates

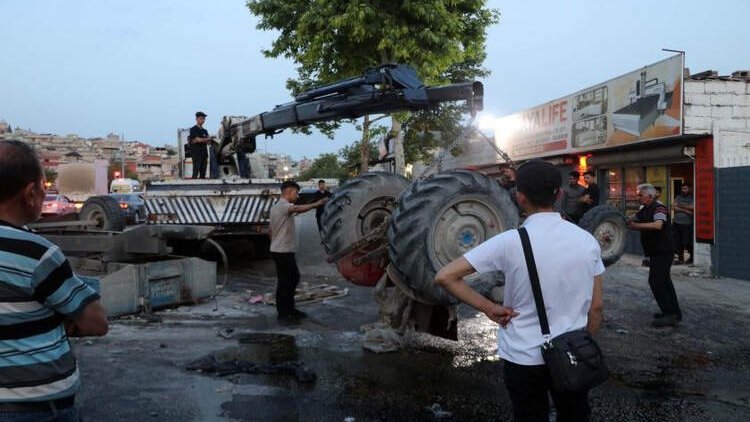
[195,111,207,118]
[516,160,562,197]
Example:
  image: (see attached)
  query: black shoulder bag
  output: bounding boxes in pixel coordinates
[518,227,609,392]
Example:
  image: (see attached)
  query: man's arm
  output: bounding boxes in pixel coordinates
[587,275,604,335]
[435,257,518,326]
[627,220,664,231]
[289,198,328,214]
[65,300,108,337]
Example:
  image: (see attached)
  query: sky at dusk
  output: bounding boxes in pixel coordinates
[1,0,748,160]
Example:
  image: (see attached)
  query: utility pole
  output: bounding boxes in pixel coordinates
[120,132,125,178]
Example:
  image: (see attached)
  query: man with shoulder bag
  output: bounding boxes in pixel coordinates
[436,161,607,422]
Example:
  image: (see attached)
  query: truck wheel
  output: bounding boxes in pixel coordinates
[388,170,519,305]
[579,204,627,266]
[79,196,126,232]
[320,172,410,286]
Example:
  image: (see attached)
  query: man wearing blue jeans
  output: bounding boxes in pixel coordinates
[0,140,109,421]
[436,161,605,421]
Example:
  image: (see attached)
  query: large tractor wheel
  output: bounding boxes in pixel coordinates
[79,196,126,232]
[320,172,410,286]
[388,170,519,306]
[579,204,627,266]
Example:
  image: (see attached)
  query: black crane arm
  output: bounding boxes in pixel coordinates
[217,64,483,155]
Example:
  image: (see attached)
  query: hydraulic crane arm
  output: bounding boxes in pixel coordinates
[217,63,483,156]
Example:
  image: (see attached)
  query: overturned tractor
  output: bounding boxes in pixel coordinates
[321,169,626,340]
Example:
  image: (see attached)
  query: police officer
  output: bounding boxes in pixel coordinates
[188,111,210,179]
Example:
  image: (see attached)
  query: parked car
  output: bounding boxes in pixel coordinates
[42,194,78,217]
[109,193,147,224]
[296,187,319,205]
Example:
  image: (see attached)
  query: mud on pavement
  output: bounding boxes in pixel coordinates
[72,215,750,421]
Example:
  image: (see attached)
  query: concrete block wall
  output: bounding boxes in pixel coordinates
[684,80,750,139]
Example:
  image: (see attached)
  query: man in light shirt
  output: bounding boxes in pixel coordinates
[269,181,328,322]
[436,161,604,422]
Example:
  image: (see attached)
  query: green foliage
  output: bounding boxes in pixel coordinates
[247,0,498,155]
[300,153,348,181]
[339,138,379,170]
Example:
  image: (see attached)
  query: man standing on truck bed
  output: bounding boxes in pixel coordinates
[270,181,328,322]
[0,140,108,420]
[188,111,210,179]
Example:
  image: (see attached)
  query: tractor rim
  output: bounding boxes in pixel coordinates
[428,195,504,269]
[594,220,623,259]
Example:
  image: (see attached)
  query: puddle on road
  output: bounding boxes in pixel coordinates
[236,332,298,363]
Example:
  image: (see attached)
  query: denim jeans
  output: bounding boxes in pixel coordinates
[0,406,80,422]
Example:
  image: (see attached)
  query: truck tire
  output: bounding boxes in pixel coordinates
[579,204,627,267]
[79,196,126,232]
[320,172,410,287]
[388,170,519,305]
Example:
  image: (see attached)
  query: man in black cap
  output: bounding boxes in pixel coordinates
[436,160,605,421]
[188,112,210,179]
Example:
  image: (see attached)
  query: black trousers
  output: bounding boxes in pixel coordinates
[503,361,590,422]
[192,151,208,179]
[271,252,300,316]
[673,223,693,259]
[648,254,682,318]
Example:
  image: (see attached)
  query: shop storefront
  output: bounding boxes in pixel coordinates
[471,55,749,278]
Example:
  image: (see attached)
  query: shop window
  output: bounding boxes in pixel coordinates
[624,167,645,218]
[646,166,668,206]
[606,168,623,210]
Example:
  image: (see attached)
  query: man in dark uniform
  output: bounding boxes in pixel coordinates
[561,171,585,223]
[312,180,333,231]
[628,183,682,327]
[579,170,600,215]
[188,111,210,179]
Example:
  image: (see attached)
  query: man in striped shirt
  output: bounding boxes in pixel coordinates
[0,140,108,420]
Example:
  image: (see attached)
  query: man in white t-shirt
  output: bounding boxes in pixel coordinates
[436,161,605,422]
[270,180,328,322]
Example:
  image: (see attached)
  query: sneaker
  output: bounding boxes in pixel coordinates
[654,312,683,321]
[673,260,685,265]
[652,314,679,327]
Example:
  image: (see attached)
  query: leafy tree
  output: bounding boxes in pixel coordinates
[339,138,379,171]
[300,153,348,181]
[247,0,498,173]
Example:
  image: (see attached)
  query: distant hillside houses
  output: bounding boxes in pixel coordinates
[0,123,179,181]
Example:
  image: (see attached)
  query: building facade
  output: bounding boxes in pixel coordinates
[465,56,749,279]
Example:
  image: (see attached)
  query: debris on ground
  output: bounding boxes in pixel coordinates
[361,324,403,354]
[186,355,317,383]
[217,328,235,339]
[248,295,264,304]
[263,283,348,306]
[425,403,452,419]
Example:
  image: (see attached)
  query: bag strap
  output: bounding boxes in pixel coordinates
[518,227,551,336]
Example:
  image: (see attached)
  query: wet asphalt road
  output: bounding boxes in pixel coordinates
[73,214,750,421]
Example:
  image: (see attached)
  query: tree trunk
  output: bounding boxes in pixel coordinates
[391,117,406,176]
[360,115,370,174]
